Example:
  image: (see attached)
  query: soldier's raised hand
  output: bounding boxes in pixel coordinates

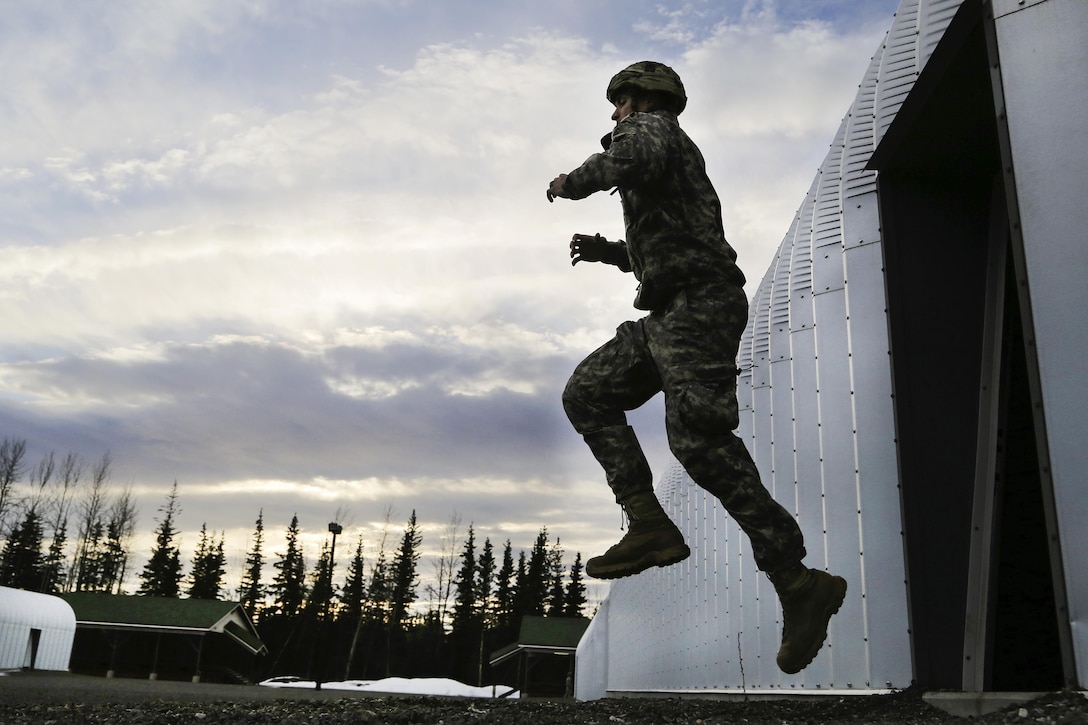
[570,233,609,265]
[547,174,570,202]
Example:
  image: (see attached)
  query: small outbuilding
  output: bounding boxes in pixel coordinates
[0,586,77,671]
[490,616,590,698]
[59,592,267,683]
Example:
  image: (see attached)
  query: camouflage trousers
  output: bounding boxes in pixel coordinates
[563,281,806,572]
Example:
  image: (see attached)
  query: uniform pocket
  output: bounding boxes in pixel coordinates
[670,362,740,434]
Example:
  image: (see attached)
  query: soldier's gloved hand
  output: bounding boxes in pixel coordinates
[547,174,569,202]
[570,233,612,265]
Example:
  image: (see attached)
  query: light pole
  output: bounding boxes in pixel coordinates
[315,521,342,690]
[328,521,342,575]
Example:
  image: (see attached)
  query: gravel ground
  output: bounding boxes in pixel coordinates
[2,672,1087,724]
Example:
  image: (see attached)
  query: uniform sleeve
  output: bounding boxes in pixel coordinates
[562,114,670,200]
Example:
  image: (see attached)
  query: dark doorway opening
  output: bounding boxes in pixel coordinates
[22,629,41,670]
[987,257,1061,691]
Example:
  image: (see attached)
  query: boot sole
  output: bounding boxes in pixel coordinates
[586,544,691,580]
[778,575,848,674]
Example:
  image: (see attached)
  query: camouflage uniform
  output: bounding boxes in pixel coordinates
[561,108,806,573]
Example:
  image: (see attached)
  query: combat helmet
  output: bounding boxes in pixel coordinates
[606,61,687,114]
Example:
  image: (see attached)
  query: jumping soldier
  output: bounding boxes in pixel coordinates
[547,60,847,674]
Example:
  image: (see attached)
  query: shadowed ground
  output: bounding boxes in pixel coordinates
[2,670,1087,723]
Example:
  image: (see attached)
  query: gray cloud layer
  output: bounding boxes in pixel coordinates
[1,0,900,591]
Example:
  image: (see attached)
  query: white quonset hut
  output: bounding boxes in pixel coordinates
[576,0,1088,699]
[0,586,76,671]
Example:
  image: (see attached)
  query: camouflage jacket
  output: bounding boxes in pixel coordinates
[562,110,745,293]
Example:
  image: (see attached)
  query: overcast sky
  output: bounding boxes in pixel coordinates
[1,0,901,602]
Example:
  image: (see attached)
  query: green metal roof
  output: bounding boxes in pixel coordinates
[57,593,267,655]
[488,615,591,666]
[516,615,591,648]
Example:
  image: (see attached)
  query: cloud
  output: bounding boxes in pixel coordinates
[0,1,896,590]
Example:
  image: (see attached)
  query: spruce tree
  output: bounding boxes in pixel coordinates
[39,521,67,593]
[238,510,266,617]
[308,540,334,620]
[137,482,183,597]
[494,540,516,632]
[564,552,588,617]
[524,528,549,616]
[389,510,421,629]
[450,524,477,634]
[365,549,390,623]
[546,537,566,616]
[188,523,211,595]
[342,537,371,680]
[270,514,307,617]
[188,524,226,600]
[383,511,422,677]
[0,509,44,589]
[513,550,528,619]
[474,536,498,686]
[475,537,496,625]
[341,537,367,620]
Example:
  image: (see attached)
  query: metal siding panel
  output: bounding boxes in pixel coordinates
[919,3,963,63]
[789,286,815,334]
[752,265,774,362]
[842,195,882,251]
[770,359,796,506]
[814,127,846,248]
[752,385,775,508]
[738,282,760,374]
[994,0,1088,686]
[812,179,844,302]
[876,0,921,139]
[709,496,733,682]
[993,0,1049,17]
[576,598,610,699]
[789,188,819,333]
[844,236,913,687]
[812,288,870,687]
[42,626,75,671]
[738,367,755,420]
[791,328,824,548]
[812,242,845,295]
[843,68,880,198]
[753,570,781,684]
[0,621,22,669]
[789,209,815,298]
[711,488,748,688]
[691,491,715,688]
[769,247,795,363]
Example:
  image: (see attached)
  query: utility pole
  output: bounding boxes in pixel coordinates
[314,521,342,691]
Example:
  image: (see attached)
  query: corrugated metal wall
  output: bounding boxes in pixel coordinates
[576,0,964,698]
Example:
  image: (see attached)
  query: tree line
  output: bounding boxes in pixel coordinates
[0,437,589,685]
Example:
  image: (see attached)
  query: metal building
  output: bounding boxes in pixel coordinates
[576,0,1087,699]
[0,586,77,671]
[60,592,267,683]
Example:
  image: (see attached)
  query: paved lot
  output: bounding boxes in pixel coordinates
[0,670,365,706]
[5,669,1088,725]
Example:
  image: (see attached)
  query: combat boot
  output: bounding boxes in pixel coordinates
[769,564,848,674]
[586,491,690,579]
